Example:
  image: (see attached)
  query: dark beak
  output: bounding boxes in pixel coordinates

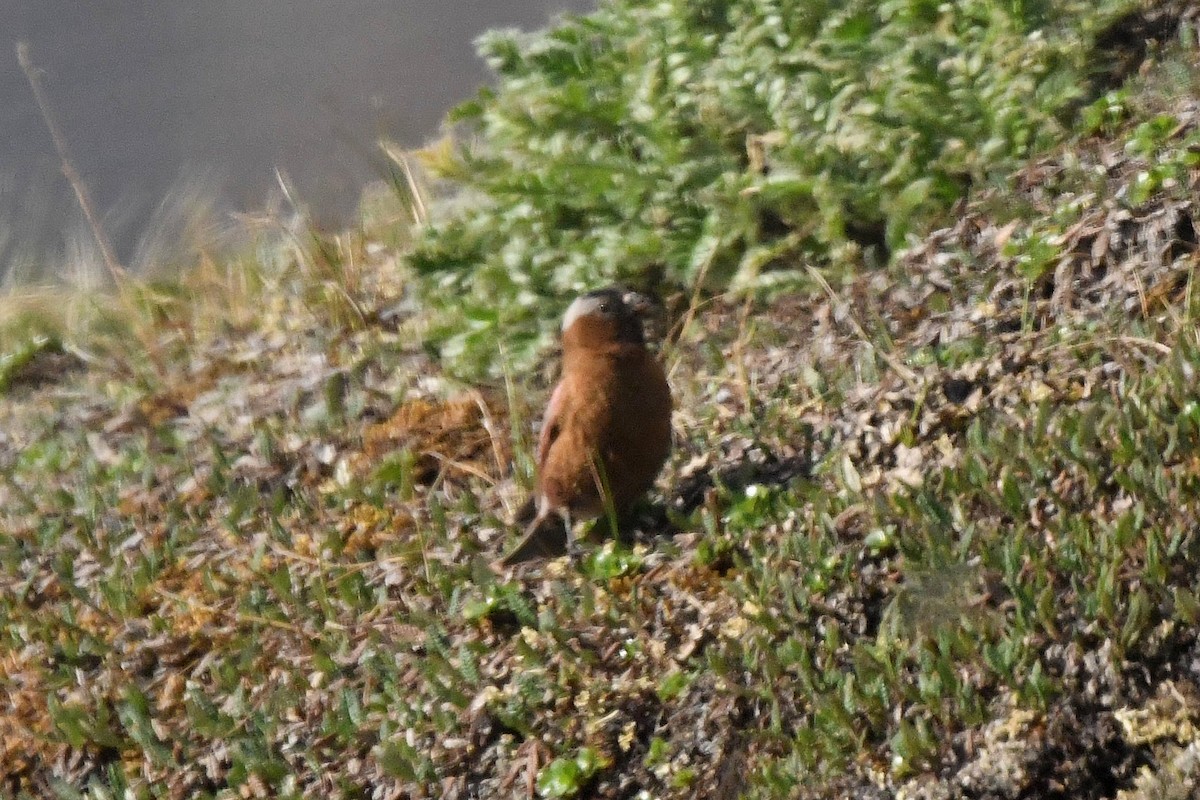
[621,289,656,315]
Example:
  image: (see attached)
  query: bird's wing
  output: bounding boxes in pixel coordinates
[537,381,566,468]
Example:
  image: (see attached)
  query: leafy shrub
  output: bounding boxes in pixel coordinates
[411,0,1133,374]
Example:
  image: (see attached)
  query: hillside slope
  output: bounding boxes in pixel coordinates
[4,4,1200,799]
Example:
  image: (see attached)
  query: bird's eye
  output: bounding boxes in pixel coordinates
[598,302,610,313]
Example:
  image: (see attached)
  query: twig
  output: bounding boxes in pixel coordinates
[732,293,755,411]
[156,587,309,634]
[467,388,510,488]
[17,42,126,285]
[1031,334,1172,358]
[425,450,498,485]
[805,265,919,388]
[380,143,429,225]
[17,43,170,379]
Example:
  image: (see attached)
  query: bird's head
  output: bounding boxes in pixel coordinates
[560,287,647,351]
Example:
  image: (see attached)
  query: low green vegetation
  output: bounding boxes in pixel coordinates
[4,0,1200,797]
[413,0,1139,373]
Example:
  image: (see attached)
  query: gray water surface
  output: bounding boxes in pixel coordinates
[1,1,591,279]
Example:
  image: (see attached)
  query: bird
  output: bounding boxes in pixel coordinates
[496,287,673,566]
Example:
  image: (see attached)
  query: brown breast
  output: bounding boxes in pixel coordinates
[539,342,671,518]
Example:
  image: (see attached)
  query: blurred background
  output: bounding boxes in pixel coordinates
[0,0,592,282]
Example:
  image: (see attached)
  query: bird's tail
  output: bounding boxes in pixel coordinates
[494,512,568,567]
[512,494,538,526]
